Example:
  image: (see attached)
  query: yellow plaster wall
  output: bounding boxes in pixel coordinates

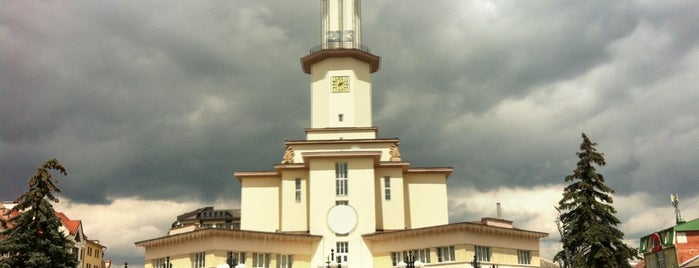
[292,142,392,164]
[83,240,103,268]
[240,176,280,232]
[280,170,309,232]
[375,167,406,230]
[307,157,377,267]
[146,250,314,268]
[404,173,449,228]
[309,57,373,130]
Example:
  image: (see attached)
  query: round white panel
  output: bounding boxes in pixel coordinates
[327,205,358,234]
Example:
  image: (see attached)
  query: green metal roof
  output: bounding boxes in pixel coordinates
[675,218,699,232]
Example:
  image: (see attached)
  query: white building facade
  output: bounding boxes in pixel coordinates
[136,1,548,267]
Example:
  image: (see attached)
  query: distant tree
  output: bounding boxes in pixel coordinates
[554,133,638,268]
[0,159,78,268]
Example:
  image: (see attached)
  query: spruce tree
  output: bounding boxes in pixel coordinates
[554,134,638,267]
[0,159,78,268]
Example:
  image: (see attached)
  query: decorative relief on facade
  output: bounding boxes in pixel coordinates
[281,145,294,164]
[390,142,401,162]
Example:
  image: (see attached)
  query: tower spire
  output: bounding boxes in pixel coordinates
[321,0,361,49]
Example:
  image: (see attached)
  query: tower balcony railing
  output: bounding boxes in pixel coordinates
[309,41,372,54]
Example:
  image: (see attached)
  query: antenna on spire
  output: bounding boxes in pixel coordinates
[671,194,685,224]
[496,202,502,218]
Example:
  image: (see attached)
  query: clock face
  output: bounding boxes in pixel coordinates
[331,76,350,93]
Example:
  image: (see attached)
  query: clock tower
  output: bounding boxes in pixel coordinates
[301,0,380,141]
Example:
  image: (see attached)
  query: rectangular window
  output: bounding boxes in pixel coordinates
[517,250,531,265]
[335,162,348,196]
[475,246,491,262]
[192,252,206,268]
[384,176,391,201]
[390,251,404,267]
[414,248,431,264]
[276,254,293,268]
[436,246,455,262]
[336,242,349,262]
[252,253,271,268]
[391,249,431,266]
[228,251,246,265]
[295,178,302,203]
[336,200,349,205]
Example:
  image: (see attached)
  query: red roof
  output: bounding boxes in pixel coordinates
[55,212,82,236]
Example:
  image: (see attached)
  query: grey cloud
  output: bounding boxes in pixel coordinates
[1,0,699,264]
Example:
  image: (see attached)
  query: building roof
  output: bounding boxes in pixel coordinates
[56,212,82,236]
[362,220,548,241]
[173,207,241,229]
[675,218,699,232]
[300,48,380,74]
[135,228,322,248]
[680,254,699,267]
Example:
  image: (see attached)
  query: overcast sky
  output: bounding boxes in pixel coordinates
[2,0,698,267]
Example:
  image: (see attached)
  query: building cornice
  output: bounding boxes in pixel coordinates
[302,151,382,164]
[405,167,454,177]
[235,160,453,180]
[285,137,398,146]
[135,228,322,248]
[362,221,548,241]
[301,49,380,74]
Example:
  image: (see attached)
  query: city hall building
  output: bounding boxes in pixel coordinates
[136,1,548,267]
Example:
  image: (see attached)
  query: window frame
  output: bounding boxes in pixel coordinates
[517,250,532,265]
[475,246,491,262]
[252,252,271,268]
[384,176,391,201]
[276,254,293,268]
[335,162,348,196]
[336,241,349,262]
[228,251,246,265]
[436,246,455,263]
[192,252,206,268]
[294,178,302,203]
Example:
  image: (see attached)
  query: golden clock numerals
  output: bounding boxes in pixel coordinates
[331,76,350,93]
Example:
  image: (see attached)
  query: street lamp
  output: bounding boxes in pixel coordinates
[395,252,424,268]
[471,255,480,268]
[162,256,172,268]
[317,249,348,268]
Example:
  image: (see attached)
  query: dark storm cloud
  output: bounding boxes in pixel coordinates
[1,0,314,203]
[2,0,699,265]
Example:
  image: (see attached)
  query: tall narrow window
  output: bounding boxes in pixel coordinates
[436,246,455,262]
[252,253,271,268]
[390,251,404,267]
[228,251,246,265]
[192,252,206,268]
[338,114,344,122]
[277,254,293,268]
[414,248,431,264]
[475,246,491,262]
[384,176,391,201]
[517,250,531,265]
[294,178,302,203]
[335,162,348,196]
[336,242,349,262]
[153,258,167,268]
